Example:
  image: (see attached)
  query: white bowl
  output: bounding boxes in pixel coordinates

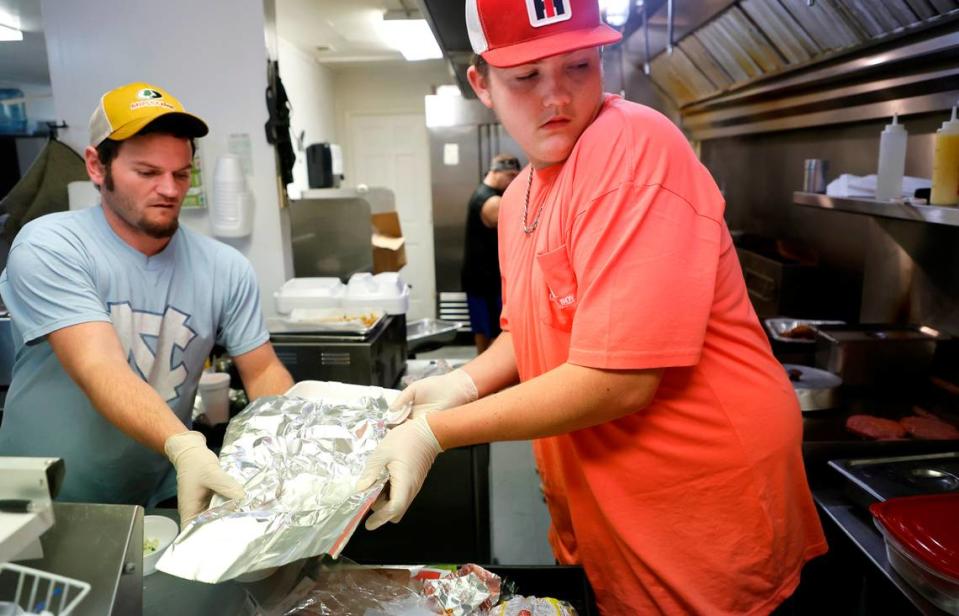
[143,515,179,576]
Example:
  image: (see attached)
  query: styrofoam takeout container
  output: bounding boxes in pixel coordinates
[274,278,346,314]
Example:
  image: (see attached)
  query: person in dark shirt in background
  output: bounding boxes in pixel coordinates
[461,154,520,352]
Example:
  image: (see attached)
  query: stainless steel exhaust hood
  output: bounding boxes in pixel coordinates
[417,0,959,138]
[634,0,959,138]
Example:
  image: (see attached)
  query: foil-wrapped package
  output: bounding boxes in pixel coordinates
[157,382,406,583]
[422,564,502,616]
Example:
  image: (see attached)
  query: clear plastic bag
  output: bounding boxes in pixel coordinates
[271,561,506,616]
[274,566,434,616]
[490,596,578,616]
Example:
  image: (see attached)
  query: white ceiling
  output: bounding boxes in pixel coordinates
[0,0,428,90]
[0,0,50,87]
[276,0,419,64]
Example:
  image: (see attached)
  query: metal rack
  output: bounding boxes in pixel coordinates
[0,563,90,616]
[794,191,959,227]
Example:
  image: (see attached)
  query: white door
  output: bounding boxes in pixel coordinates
[348,113,436,320]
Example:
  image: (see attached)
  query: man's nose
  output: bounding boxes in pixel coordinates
[156,173,180,198]
[540,71,572,109]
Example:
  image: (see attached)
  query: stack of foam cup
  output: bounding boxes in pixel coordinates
[198,372,231,425]
[212,154,252,238]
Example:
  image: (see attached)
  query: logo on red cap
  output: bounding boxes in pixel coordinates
[526,0,573,27]
[466,0,622,67]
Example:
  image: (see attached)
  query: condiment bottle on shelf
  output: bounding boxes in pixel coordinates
[876,113,907,202]
[930,102,959,206]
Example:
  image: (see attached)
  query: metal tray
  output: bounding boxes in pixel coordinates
[407,318,461,353]
[765,318,845,343]
[267,309,385,336]
[830,452,959,509]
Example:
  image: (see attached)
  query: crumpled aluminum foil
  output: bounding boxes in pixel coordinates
[157,387,406,583]
[422,564,502,616]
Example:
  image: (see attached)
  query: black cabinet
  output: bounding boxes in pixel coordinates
[342,444,491,564]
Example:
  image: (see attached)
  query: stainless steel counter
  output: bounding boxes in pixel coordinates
[2,504,318,616]
[813,489,948,615]
[142,509,315,616]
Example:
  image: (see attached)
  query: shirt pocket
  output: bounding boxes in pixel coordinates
[535,244,578,332]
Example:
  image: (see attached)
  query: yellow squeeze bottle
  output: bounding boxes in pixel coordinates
[930,102,959,206]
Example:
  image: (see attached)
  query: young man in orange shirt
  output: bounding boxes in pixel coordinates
[358,1,827,613]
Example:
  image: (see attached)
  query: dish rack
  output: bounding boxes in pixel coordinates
[0,563,90,616]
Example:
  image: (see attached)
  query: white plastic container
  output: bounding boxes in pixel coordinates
[875,113,908,202]
[875,519,959,614]
[341,272,410,315]
[273,278,346,314]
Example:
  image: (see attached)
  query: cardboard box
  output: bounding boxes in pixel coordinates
[371,211,407,273]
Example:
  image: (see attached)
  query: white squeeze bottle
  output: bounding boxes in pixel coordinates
[875,113,907,201]
[930,102,959,206]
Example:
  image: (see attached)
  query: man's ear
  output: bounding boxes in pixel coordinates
[84,146,106,188]
[467,66,494,109]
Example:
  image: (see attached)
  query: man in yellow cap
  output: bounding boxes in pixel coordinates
[0,82,294,524]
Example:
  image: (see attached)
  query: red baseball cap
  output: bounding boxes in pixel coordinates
[466,0,622,68]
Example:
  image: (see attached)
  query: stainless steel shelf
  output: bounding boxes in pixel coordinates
[794,192,959,227]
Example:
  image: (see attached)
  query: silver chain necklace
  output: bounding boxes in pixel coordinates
[522,168,548,234]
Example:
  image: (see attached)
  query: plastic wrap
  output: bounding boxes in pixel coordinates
[400,359,453,388]
[268,562,579,616]
[422,564,502,615]
[274,566,435,616]
[157,388,407,583]
[490,596,578,616]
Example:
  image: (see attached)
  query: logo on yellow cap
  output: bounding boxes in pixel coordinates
[137,89,163,100]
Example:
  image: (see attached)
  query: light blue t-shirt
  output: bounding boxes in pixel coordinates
[0,206,269,506]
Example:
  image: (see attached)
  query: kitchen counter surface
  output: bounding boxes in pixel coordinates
[812,488,950,616]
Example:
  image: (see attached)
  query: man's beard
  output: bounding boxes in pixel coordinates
[140,217,179,239]
[102,167,180,239]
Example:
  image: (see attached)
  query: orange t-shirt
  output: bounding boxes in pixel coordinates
[498,95,827,615]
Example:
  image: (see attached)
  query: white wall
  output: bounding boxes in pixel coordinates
[332,60,452,320]
[277,37,336,198]
[17,83,56,135]
[332,60,452,185]
[40,0,291,316]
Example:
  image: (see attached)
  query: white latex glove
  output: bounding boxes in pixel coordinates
[355,416,443,531]
[393,368,478,420]
[164,431,246,525]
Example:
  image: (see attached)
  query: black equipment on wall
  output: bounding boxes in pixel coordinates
[264,60,295,187]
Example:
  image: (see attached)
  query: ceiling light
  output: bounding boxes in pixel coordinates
[599,0,631,28]
[0,23,22,42]
[379,17,442,61]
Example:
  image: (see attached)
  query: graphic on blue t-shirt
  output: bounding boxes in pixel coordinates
[109,302,197,402]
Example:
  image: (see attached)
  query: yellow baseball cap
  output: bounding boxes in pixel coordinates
[88,82,208,146]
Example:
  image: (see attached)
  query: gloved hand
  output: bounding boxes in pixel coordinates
[164,431,246,525]
[392,368,478,420]
[355,416,443,530]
